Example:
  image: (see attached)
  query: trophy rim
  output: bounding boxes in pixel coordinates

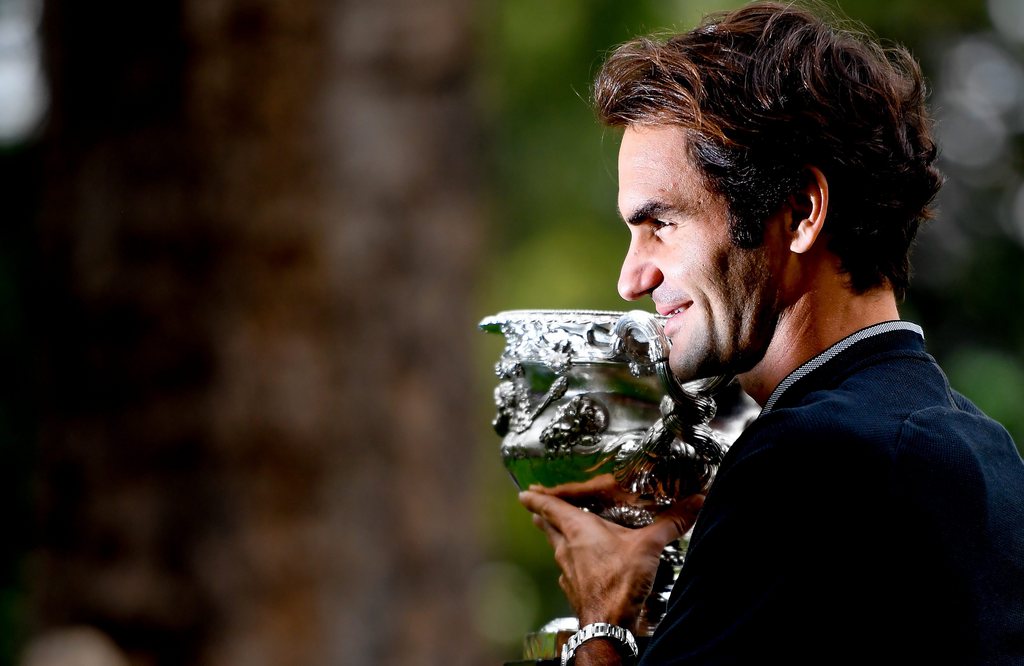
[479,308,666,332]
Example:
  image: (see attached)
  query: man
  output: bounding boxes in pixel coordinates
[519,3,1024,664]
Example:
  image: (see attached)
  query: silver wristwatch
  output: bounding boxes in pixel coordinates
[560,622,639,666]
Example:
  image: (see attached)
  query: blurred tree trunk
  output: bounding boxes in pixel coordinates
[34,1,482,665]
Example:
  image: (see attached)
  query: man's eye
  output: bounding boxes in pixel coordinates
[651,219,672,230]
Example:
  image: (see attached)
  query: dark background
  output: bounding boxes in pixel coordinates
[0,0,1021,664]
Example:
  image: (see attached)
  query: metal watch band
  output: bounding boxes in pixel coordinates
[560,622,639,666]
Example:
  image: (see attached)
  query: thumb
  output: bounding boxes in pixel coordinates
[642,494,705,546]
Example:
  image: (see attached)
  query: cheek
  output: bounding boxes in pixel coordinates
[706,247,773,325]
[698,246,741,305]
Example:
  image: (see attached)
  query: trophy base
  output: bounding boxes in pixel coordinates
[522,616,577,662]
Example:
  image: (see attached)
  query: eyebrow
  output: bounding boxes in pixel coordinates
[624,200,674,226]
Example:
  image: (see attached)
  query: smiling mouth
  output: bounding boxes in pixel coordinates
[657,302,692,317]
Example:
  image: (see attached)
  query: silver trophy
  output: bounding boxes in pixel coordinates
[480,309,755,663]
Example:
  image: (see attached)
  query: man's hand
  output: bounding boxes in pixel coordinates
[518,482,704,631]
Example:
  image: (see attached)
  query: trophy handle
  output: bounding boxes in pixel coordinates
[611,310,726,501]
[611,310,728,400]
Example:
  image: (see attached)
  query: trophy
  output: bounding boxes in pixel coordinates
[479,309,755,664]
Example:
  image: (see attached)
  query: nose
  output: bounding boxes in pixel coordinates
[617,240,663,301]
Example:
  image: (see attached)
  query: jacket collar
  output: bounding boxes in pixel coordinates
[759,320,925,417]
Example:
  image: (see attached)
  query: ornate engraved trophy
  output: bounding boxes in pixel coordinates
[480,309,754,664]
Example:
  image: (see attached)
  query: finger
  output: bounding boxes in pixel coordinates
[533,473,621,500]
[532,513,566,549]
[643,493,706,546]
[518,490,581,531]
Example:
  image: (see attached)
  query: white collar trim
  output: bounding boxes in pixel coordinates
[759,321,924,417]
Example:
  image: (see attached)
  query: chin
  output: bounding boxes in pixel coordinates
[667,334,711,382]
[671,340,754,384]
[669,352,718,384]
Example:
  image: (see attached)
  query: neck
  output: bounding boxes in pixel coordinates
[738,284,900,406]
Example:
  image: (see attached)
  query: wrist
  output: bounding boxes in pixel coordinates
[574,639,624,666]
[579,609,638,633]
[561,622,638,666]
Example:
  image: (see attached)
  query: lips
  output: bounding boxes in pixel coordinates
[656,300,692,337]
[656,301,692,317]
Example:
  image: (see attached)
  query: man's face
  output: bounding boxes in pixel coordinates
[617,125,784,381]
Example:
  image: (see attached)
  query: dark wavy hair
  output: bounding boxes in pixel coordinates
[594,1,943,299]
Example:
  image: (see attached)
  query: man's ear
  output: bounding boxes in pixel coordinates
[788,166,829,254]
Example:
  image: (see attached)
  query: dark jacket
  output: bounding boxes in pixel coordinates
[642,323,1024,665]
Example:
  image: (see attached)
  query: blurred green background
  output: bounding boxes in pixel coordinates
[473,0,1024,659]
[1,0,1023,664]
